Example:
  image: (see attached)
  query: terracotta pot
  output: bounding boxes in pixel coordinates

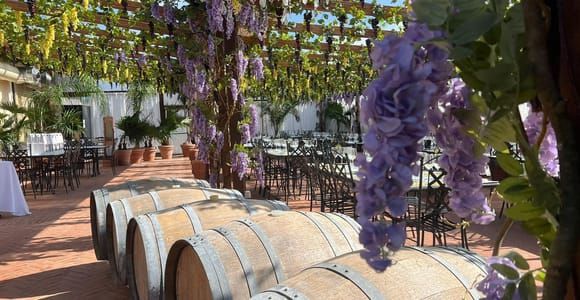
[180,143,197,158]
[191,160,209,180]
[115,149,132,166]
[130,148,145,164]
[159,145,174,160]
[188,148,199,161]
[143,147,157,162]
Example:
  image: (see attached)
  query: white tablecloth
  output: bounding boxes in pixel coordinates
[0,161,31,216]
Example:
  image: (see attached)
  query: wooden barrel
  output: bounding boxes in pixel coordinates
[106,187,246,284]
[90,178,210,260]
[164,210,362,300]
[127,199,289,299]
[252,247,488,300]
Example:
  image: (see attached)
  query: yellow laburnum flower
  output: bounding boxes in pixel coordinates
[48,25,55,42]
[124,68,129,79]
[0,31,4,46]
[115,68,120,80]
[15,12,23,28]
[62,12,70,35]
[70,8,79,30]
[232,0,241,14]
[25,43,31,55]
[102,60,108,74]
[82,0,89,10]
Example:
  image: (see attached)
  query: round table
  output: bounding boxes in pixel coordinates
[0,161,31,216]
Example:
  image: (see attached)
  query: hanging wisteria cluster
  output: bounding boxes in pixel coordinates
[426,78,495,224]
[355,22,448,270]
[524,107,560,177]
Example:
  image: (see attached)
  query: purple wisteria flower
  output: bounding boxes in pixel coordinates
[476,256,519,299]
[427,78,495,224]
[251,57,264,81]
[207,0,224,33]
[240,124,251,144]
[231,151,249,180]
[151,2,161,20]
[208,35,216,68]
[355,20,449,270]
[225,0,235,39]
[249,104,259,136]
[164,4,176,25]
[177,44,186,65]
[524,107,559,177]
[230,78,239,102]
[237,50,249,79]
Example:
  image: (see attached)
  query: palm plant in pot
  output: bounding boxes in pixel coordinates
[115,115,133,165]
[155,110,183,160]
[126,81,156,163]
[142,122,157,162]
[116,113,149,164]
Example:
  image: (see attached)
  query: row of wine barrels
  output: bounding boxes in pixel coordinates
[164,210,362,300]
[106,188,249,284]
[126,198,289,299]
[252,247,488,300]
[91,178,210,260]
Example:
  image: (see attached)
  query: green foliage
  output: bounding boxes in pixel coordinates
[116,113,150,148]
[48,109,83,139]
[324,102,350,132]
[155,110,185,146]
[0,110,25,150]
[127,81,156,114]
[260,100,300,137]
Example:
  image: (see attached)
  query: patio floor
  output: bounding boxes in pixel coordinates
[0,157,541,299]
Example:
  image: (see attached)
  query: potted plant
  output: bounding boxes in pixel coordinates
[142,123,157,162]
[155,110,183,160]
[116,113,149,164]
[179,118,197,158]
[114,116,133,166]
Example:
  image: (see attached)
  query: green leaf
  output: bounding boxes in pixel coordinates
[451,11,497,45]
[504,251,529,270]
[474,62,517,91]
[505,202,545,221]
[522,217,554,236]
[499,23,516,63]
[492,263,520,280]
[496,152,523,176]
[453,0,485,13]
[411,0,450,27]
[497,177,534,203]
[483,23,502,45]
[502,283,517,300]
[481,116,515,151]
[534,270,546,282]
[518,273,537,300]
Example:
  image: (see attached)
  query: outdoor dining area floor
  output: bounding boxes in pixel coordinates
[0,157,541,299]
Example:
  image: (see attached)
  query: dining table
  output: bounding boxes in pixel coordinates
[0,161,31,217]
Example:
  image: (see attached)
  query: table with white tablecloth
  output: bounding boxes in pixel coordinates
[0,161,31,216]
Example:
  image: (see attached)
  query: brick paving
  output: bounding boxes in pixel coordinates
[0,157,540,299]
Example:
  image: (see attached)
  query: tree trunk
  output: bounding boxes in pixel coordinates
[523,0,580,298]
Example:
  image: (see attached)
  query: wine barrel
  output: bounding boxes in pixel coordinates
[252,247,488,300]
[127,199,289,299]
[164,210,362,300]
[90,178,210,260]
[106,187,246,284]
